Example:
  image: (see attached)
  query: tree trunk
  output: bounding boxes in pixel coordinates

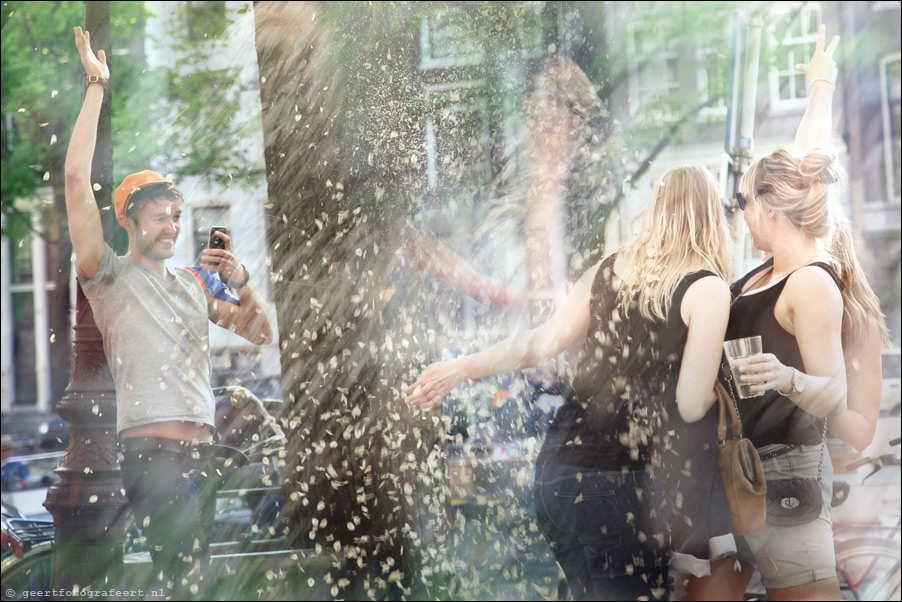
[254,3,454,598]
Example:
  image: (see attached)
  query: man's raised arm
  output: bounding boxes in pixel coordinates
[65,27,109,278]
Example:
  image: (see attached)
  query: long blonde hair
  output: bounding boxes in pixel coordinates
[741,146,886,348]
[830,213,890,349]
[620,165,733,321]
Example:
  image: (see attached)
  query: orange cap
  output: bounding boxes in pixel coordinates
[114,170,171,218]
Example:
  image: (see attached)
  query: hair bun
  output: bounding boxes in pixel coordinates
[800,148,844,187]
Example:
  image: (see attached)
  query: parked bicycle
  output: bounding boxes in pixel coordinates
[833,437,901,602]
[1,386,288,600]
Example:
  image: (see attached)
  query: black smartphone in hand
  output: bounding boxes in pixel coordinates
[208,227,228,250]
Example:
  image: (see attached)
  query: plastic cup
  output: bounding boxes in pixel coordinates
[723,336,763,399]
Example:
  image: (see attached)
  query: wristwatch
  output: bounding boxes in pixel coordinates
[784,368,806,398]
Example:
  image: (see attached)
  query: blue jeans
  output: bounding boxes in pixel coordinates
[534,463,668,601]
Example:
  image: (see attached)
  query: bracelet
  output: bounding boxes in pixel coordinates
[225,264,250,289]
[809,77,835,90]
[84,74,110,92]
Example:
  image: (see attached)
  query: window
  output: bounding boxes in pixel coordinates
[768,3,821,112]
[627,22,680,119]
[516,3,544,60]
[1,211,55,411]
[192,204,231,262]
[696,43,729,120]
[881,53,901,202]
[419,8,484,70]
[424,81,491,195]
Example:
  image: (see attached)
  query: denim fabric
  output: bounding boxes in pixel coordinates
[121,448,217,598]
[534,463,669,601]
[735,443,837,589]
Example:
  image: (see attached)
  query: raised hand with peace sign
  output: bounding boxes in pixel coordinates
[794,23,840,89]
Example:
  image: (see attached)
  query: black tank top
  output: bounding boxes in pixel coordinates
[537,253,715,471]
[726,258,843,447]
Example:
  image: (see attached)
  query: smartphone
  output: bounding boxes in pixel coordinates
[208,227,228,250]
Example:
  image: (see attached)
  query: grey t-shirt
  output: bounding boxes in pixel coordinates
[77,244,215,434]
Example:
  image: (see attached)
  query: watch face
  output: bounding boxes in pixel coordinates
[793,371,805,394]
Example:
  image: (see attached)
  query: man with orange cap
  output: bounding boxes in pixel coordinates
[66,27,274,597]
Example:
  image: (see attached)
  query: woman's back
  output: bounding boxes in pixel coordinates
[536,253,715,472]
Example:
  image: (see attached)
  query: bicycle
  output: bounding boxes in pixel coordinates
[832,437,901,602]
[1,386,288,600]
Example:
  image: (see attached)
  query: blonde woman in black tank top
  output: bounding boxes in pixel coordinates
[683,26,858,602]
[406,165,734,600]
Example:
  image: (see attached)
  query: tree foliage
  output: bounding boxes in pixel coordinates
[1,1,148,239]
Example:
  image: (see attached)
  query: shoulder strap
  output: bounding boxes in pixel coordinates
[671,269,716,323]
[807,261,845,291]
[590,252,619,296]
[734,257,773,290]
[715,380,743,441]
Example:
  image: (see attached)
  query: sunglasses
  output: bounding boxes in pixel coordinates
[735,188,767,211]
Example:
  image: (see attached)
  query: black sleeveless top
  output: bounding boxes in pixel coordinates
[726,258,843,447]
[537,253,715,471]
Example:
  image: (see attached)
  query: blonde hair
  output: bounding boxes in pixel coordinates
[620,165,733,321]
[740,146,847,241]
[829,213,890,349]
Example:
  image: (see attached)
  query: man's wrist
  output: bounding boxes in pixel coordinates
[809,77,836,90]
[224,264,250,289]
[84,74,110,92]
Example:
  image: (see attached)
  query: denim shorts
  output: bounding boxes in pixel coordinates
[534,463,668,601]
[735,443,837,589]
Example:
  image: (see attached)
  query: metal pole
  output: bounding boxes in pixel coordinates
[722,11,761,280]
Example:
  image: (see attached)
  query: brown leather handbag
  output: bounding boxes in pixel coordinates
[716,380,767,534]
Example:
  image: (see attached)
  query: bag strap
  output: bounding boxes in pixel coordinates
[816,418,828,482]
[720,359,745,437]
[715,380,743,442]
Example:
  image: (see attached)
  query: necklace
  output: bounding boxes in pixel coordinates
[740,254,824,296]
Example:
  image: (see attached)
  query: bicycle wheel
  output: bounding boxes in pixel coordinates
[835,537,901,601]
[0,541,54,600]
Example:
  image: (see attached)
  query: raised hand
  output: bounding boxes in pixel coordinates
[794,24,839,88]
[73,26,110,82]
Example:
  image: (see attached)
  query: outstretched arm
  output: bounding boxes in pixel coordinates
[65,27,110,278]
[404,262,597,408]
[794,25,839,152]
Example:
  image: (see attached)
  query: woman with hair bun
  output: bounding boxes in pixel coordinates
[681,25,868,601]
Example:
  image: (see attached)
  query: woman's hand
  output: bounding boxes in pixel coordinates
[404,358,467,409]
[794,24,839,88]
[73,27,110,82]
[737,353,794,396]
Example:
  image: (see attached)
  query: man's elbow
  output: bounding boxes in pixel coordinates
[247,314,275,346]
[65,163,89,190]
[258,325,275,346]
